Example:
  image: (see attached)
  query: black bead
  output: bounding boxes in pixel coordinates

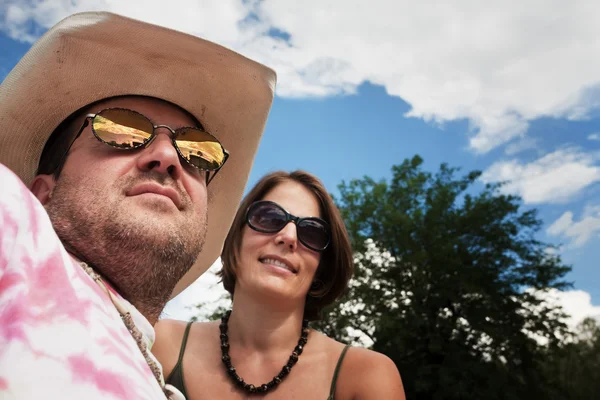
[273,376,281,384]
[221,342,230,350]
[220,333,227,340]
[222,354,230,362]
[299,337,307,345]
[219,323,227,333]
[260,384,269,392]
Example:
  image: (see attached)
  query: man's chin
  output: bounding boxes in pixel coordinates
[111,217,183,251]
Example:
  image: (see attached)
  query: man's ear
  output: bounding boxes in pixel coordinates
[30,174,56,205]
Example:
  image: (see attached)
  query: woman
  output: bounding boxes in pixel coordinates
[153,171,405,399]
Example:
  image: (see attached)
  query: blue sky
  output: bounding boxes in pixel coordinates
[1,1,599,323]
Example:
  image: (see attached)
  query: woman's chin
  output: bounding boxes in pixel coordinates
[246,278,306,304]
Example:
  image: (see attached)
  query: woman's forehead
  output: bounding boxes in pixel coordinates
[262,181,321,218]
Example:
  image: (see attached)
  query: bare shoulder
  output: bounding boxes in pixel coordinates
[336,346,405,400]
[152,319,195,378]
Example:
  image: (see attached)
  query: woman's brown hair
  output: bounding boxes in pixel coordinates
[219,170,354,320]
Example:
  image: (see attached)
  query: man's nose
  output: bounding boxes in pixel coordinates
[136,130,182,179]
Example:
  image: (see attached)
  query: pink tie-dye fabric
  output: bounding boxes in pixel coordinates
[0,163,168,399]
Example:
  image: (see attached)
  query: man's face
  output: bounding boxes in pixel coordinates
[32,96,208,320]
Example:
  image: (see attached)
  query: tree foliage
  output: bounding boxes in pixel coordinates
[541,317,600,399]
[314,155,574,399]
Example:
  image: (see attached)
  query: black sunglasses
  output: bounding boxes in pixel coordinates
[59,107,229,185]
[246,200,331,252]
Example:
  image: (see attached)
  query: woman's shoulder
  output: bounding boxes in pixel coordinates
[314,335,395,375]
[318,338,405,400]
[154,318,189,336]
[342,346,398,373]
[155,318,218,335]
[153,319,216,377]
[154,318,217,348]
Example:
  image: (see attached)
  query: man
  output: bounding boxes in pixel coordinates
[0,12,276,400]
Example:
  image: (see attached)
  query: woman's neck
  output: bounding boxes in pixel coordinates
[227,289,306,353]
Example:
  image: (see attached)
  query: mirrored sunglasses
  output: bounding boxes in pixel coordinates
[62,107,229,184]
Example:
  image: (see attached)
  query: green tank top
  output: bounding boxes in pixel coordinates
[165,321,351,399]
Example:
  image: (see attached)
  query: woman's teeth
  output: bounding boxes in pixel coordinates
[261,258,294,273]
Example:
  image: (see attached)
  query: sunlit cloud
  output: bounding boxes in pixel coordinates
[2,0,600,153]
[481,147,600,204]
[548,204,600,248]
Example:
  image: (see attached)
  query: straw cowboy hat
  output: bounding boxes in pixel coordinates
[0,12,276,297]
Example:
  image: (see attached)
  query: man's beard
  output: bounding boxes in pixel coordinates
[46,171,207,320]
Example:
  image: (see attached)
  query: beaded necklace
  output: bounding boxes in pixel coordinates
[219,310,309,394]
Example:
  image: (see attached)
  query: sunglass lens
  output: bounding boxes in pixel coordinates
[176,128,226,170]
[248,202,287,233]
[93,109,153,148]
[298,219,330,251]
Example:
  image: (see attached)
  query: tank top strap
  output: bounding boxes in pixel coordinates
[165,319,194,398]
[327,345,351,400]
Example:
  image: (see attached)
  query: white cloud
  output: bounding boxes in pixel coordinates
[481,147,600,204]
[547,212,575,236]
[2,0,600,153]
[162,258,229,321]
[504,137,540,156]
[589,133,600,141]
[534,289,600,332]
[520,289,600,345]
[0,0,249,46]
[547,204,600,247]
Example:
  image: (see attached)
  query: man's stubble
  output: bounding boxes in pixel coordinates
[45,171,207,321]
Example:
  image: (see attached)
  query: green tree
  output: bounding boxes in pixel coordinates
[315,155,572,400]
[542,317,600,399]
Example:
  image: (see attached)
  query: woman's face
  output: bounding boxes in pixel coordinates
[235,180,323,303]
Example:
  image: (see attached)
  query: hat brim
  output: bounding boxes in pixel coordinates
[0,12,276,298]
